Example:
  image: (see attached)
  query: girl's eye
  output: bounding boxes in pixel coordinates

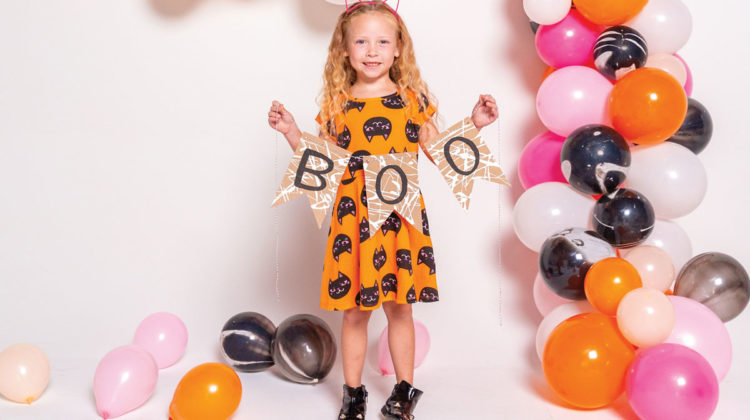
[355,40,366,45]
[379,40,389,45]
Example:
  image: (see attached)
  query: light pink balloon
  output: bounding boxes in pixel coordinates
[533,272,575,316]
[643,219,693,273]
[535,9,601,68]
[536,66,613,137]
[623,245,676,292]
[0,343,50,404]
[646,53,688,86]
[133,312,188,369]
[94,345,158,419]
[675,54,693,96]
[617,288,675,348]
[518,131,567,190]
[378,320,429,375]
[666,296,732,381]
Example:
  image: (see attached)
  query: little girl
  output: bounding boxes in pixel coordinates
[268,2,497,419]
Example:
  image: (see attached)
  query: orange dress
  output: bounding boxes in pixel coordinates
[318,89,439,311]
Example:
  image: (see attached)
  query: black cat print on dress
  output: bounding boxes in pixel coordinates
[406,285,417,303]
[381,273,397,297]
[359,283,379,308]
[337,196,356,224]
[332,234,352,262]
[396,249,413,275]
[417,246,435,274]
[328,272,351,299]
[363,117,392,142]
[381,213,402,236]
[419,286,439,302]
[373,245,387,271]
[359,217,370,242]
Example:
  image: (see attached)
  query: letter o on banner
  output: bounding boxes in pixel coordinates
[375,165,408,205]
[444,136,480,176]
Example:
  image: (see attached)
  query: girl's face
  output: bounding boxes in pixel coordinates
[344,12,400,84]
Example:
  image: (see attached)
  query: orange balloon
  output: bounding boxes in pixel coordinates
[584,257,642,315]
[543,313,635,409]
[610,68,688,145]
[169,363,242,420]
[572,0,648,26]
[542,66,556,83]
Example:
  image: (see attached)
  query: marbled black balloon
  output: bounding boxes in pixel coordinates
[593,26,648,81]
[592,188,655,248]
[666,98,713,154]
[272,314,337,384]
[561,124,631,195]
[220,312,276,372]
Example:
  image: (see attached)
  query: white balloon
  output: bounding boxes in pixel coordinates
[645,53,688,86]
[513,182,594,251]
[535,301,593,362]
[533,272,576,317]
[523,0,571,25]
[627,0,692,54]
[627,142,707,219]
[642,219,693,272]
[324,0,348,5]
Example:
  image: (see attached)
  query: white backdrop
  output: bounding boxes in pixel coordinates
[1,0,748,419]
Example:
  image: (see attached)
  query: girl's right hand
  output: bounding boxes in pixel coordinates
[268,100,295,135]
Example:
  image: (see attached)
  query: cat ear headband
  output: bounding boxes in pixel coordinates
[344,0,401,21]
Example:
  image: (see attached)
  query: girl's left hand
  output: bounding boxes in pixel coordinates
[471,94,499,131]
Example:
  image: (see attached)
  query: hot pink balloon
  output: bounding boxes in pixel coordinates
[675,54,693,96]
[665,296,732,381]
[94,345,158,419]
[535,9,601,68]
[378,320,429,375]
[133,312,188,369]
[533,272,575,316]
[626,343,718,420]
[536,66,613,137]
[519,132,567,190]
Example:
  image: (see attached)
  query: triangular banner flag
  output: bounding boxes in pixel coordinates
[362,152,422,236]
[272,133,351,228]
[424,117,510,209]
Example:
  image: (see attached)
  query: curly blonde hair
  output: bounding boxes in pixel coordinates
[318,1,436,137]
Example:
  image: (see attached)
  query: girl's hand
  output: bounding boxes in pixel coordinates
[268,101,296,135]
[471,94,499,131]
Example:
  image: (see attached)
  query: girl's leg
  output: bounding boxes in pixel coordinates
[341,307,373,387]
[382,301,415,384]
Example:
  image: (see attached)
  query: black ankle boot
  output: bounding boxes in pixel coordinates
[380,380,423,420]
[338,384,368,420]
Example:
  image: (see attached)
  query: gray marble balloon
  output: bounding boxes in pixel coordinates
[539,228,617,300]
[675,252,750,322]
[272,314,337,384]
[666,98,714,154]
[220,312,276,372]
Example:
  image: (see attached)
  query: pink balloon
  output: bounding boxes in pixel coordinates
[665,296,732,381]
[518,132,567,190]
[535,10,601,68]
[675,54,693,96]
[626,343,719,420]
[536,66,613,137]
[94,345,158,419]
[378,320,430,376]
[532,272,575,316]
[133,312,188,369]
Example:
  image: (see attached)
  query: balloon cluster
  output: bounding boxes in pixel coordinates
[93,312,188,419]
[219,312,337,384]
[518,1,750,419]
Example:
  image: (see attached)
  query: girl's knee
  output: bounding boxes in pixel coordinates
[343,308,372,325]
[383,302,412,322]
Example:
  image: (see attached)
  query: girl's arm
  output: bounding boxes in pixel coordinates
[470,94,499,131]
[418,119,438,164]
[268,100,302,150]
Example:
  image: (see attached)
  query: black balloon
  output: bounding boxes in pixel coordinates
[666,98,713,154]
[539,228,617,300]
[592,188,655,248]
[593,26,648,81]
[530,21,540,34]
[675,252,750,322]
[561,125,631,195]
[220,312,276,373]
[273,314,337,384]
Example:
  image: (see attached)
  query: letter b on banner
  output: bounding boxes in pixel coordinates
[294,149,334,191]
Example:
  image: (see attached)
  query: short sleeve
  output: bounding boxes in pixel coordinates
[407,89,436,126]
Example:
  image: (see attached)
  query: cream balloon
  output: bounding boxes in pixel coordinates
[617,288,675,348]
[642,219,693,272]
[646,53,688,86]
[536,301,593,361]
[627,0,692,54]
[523,0,572,25]
[533,272,576,317]
[623,245,676,292]
[0,344,50,404]
[627,142,707,219]
[513,182,594,251]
